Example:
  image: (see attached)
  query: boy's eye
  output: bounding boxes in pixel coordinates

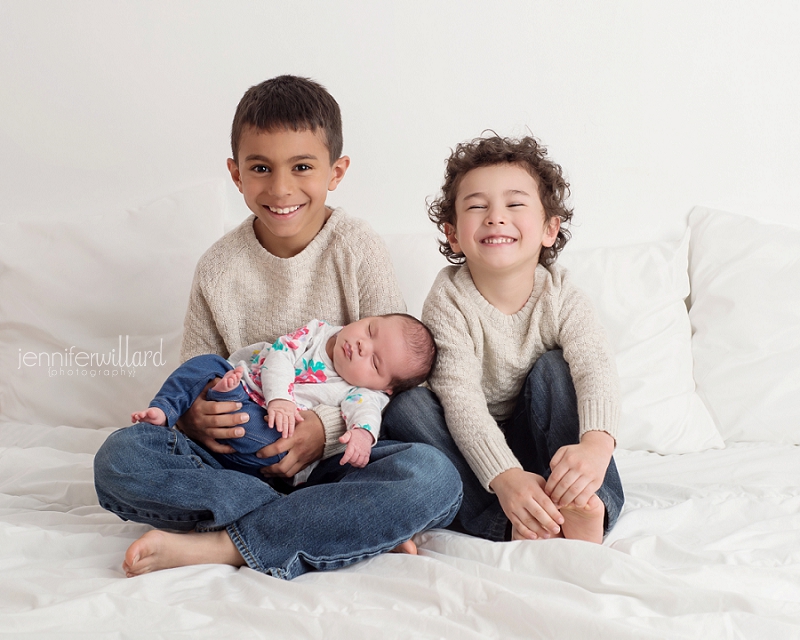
[294,164,312,171]
[466,204,486,210]
[252,165,270,173]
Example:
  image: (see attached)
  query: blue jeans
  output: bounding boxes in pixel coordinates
[382,350,624,541]
[93,424,462,579]
[147,354,284,474]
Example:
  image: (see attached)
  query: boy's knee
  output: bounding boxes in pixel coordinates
[409,443,461,491]
[94,423,172,477]
[385,387,440,422]
[528,349,574,396]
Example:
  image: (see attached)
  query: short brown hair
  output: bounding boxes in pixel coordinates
[230,75,343,164]
[385,314,438,395]
[428,135,573,266]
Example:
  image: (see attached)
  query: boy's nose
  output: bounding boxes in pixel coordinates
[268,171,293,197]
[485,205,506,225]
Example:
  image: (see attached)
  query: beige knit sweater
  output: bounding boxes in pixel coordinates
[180,208,406,456]
[422,263,620,491]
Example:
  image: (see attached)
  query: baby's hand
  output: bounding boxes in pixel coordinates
[267,399,304,439]
[546,431,614,509]
[338,427,374,468]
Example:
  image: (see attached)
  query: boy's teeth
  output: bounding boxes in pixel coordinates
[482,237,515,244]
[268,205,301,214]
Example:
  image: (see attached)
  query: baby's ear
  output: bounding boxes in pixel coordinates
[383,388,393,396]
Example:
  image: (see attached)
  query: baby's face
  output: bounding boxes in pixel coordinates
[329,316,410,393]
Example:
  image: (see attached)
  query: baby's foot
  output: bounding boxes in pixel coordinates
[122,529,245,577]
[131,407,167,426]
[559,494,605,544]
[211,367,244,393]
[389,539,418,555]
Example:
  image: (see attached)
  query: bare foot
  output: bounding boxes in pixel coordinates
[389,539,418,555]
[559,494,605,544]
[123,529,245,577]
[131,407,167,426]
[212,367,244,393]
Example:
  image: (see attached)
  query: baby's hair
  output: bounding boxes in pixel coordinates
[231,75,343,164]
[428,135,573,266]
[384,314,438,395]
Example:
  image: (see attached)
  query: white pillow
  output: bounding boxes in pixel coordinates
[561,232,723,453]
[0,182,226,429]
[383,232,446,319]
[688,207,800,443]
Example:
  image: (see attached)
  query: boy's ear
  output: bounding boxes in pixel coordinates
[444,223,461,254]
[327,155,351,191]
[542,216,561,248]
[383,387,393,396]
[227,158,243,193]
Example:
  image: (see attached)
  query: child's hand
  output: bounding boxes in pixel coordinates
[545,431,614,509]
[338,427,374,468]
[490,468,564,540]
[267,399,304,439]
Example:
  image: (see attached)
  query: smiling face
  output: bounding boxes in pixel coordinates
[445,163,560,277]
[326,315,413,394]
[227,126,350,258]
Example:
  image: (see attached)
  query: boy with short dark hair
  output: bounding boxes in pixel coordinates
[93,75,461,579]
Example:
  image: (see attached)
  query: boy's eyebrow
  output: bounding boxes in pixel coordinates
[243,153,320,163]
[461,189,531,200]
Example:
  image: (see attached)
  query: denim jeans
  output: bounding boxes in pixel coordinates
[94,424,462,579]
[147,353,285,473]
[382,350,624,542]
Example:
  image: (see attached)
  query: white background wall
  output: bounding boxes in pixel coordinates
[2,0,799,248]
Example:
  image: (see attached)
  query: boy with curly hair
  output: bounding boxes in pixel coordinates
[384,135,624,544]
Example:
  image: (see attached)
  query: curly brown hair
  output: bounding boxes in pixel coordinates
[427,135,573,266]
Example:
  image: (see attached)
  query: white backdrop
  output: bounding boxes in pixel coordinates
[1,0,799,247]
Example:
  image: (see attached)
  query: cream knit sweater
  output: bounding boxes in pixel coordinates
[180,208,406,456]
[422,263,620,491]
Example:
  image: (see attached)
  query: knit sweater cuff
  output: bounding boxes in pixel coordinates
[313,404,348,459]
[578,398,620,444]
[465,439,523,492]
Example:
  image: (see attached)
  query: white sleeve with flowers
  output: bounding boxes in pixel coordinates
[340,387,390,444]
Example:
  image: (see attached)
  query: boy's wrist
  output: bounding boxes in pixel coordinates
[579,430,615,454]
[313,404,349,458]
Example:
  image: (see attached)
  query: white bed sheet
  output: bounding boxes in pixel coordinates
[1,422,798,639]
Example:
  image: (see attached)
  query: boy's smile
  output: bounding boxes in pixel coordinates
[227,127,350,258]
[446,163,560,277]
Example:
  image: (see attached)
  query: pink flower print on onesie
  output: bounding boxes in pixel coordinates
[294,359,328,384]
[283,326,310,351]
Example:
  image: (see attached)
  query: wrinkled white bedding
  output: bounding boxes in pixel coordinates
[2,422,798,638]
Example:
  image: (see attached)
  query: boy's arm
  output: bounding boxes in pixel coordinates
[422,291,522,491]
[544,272,620,508]
[180,273,227,362]
[177,273,247,452]
[424,290,562,538]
